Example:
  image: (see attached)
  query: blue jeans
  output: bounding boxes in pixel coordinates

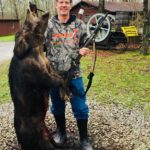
[50,77,89,120]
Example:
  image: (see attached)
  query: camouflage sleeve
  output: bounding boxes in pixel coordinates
[78,20,88,48]
[70,19,88,61]
[44,19,53,56]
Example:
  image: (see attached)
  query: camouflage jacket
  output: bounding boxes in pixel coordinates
[45,15,87,78]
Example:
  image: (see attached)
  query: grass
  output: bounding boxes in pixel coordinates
[0,60,11,104]
[0,35,15,42]
[0,50,150,115]
[81,50,150,115]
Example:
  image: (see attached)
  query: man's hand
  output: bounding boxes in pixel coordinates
[79,47,90,56]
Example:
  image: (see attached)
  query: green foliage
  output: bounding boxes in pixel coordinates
[0,61,11,104]
[81,50,150,115]
[0,35,15,42]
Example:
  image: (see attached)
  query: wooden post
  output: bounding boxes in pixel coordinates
[140,0,149,55]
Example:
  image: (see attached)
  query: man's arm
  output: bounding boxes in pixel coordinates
[78,20,90,57]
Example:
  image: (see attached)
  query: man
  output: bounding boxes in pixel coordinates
[45,0,93,149]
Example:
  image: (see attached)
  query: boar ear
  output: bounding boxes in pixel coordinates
[25,9,30,22]
[41,12,49,22]
[27,9,30,14]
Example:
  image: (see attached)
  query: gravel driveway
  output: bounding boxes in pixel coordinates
[0,42,14,62]
[0,102,150,150]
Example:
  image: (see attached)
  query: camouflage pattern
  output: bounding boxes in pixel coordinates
[45,15,87,78]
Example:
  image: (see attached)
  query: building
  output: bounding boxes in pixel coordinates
[71,0,144,20]
[105,0,143,2]
[0,19,20,36]
[71,0,145,49]
[71,0,145,29]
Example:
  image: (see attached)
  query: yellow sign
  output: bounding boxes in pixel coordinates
[121,26,138,37]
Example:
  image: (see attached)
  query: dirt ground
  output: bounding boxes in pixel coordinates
[0,102,150,150]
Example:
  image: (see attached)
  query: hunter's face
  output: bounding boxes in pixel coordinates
[56,0,72,17]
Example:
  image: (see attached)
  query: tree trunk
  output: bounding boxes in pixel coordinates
[0,0,4,18]
[99,0,105,13]
[14,1,19,19]
[140,0,149,55]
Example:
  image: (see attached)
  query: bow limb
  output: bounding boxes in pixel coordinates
[91,39,97,73]
[83,39,97,96]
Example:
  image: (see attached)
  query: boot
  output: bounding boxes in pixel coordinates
[77,119,93,150]
[52,114,67,148]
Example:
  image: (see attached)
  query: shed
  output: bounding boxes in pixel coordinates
[72,0,145,14]
[71,1,145,31]
[71,1,144,23]
[71,0,98,22]
[0,19,20,36]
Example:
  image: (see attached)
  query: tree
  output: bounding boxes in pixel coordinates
[0,0,4,18]
[13,0,19,19]
[140,0,149,55]
[99,0,105,13]
[0,0,55,21]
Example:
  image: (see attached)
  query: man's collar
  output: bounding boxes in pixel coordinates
[55,15,76,25]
